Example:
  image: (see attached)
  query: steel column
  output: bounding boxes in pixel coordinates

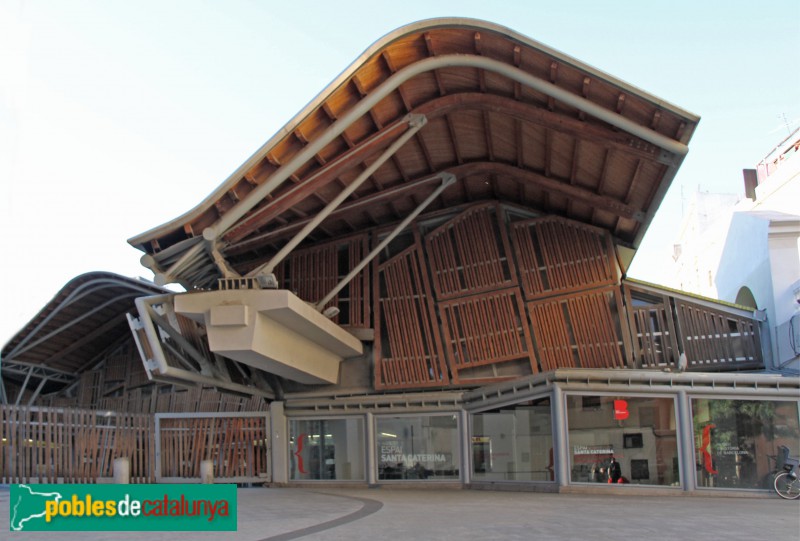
[677,390,697,492]
[552,385,569,487]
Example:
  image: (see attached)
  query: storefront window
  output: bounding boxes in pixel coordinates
[376,415,460,480]
[289,418,365,480]
[566,395,679,486]
[471,398,554,482]
[692,398,800,490]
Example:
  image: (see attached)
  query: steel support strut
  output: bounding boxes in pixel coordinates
[315,172,457,311]
[248,113,428,279]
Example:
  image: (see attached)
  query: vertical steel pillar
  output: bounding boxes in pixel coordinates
[677,390,697,492]
[460,409,471,485]
[270,401,289,484]
[552,385,570,487]
[366,412,377,486]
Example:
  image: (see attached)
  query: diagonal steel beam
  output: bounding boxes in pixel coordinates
[247,114,428,278]
[315,172,456,310]
[223,117,414,244]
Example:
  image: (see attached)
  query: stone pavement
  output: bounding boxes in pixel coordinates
[2,486,798,540]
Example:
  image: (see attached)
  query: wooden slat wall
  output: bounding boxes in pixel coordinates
[347,236,370,328]
[439,287,536,382]
[511,216,616,300]
[281,235,370,327]
[375,243,448,389]
[77,371,104,408]
[0,405,155,484]
[175,313,216,361]
[528,287,625,371]
[622,286,680,369]
[675,299,763,369]
[425,204,515,299]
[158,416,268,481]
[528,300,577,371]
[285,242,338,310]
[34,336,268,414]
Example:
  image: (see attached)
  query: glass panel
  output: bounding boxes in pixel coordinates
[471,397,554,482]
[692,398,800,489]
[376,415,460,480]
[566,395,679,486]
[289,418,365,480]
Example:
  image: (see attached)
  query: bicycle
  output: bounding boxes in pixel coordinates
[773,445,800,500]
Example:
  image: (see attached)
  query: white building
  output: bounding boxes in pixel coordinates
[673,130,800,372]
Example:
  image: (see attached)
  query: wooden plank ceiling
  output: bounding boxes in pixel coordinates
[1,273,166,377]
[129,18,699,289]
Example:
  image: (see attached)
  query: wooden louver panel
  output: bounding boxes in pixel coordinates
[425,204,515,299]
[281,235,370,327]
[528,287,625,371]
[376,245,448,389]
[511,217,616,300]
[439,287,536,382]
[675,300,762,369]
[623,286,680,369]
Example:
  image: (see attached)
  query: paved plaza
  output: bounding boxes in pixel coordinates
[2,486,798,540]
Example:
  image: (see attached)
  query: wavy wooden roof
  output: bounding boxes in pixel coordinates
[1,272,166,396]
[129,18,699,288]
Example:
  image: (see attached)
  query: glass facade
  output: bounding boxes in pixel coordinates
[471,397,554,482]
[566,395,679,486]
[692,398,800,490]
[376,415,460,480]
[288,418,365,480]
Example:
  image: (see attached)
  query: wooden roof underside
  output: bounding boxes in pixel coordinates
[129,19,699,289]
[1,272,166,381]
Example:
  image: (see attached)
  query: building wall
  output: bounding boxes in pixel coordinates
[672,134,800,372]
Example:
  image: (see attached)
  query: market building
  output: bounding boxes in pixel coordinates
[2,18,798,494]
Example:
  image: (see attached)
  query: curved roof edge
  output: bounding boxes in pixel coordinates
[128,17,700,249]
[2,271,168,360]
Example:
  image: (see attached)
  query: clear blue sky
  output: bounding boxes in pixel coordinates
[1,0,799,345]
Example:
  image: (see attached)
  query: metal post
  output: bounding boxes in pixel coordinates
[552,385,569,487]
[315,172,456,310]
[366,412,377,486]
[270,402,288,484]
[460,409,471,485]
[677,390,697,492]
[154,415,162,482]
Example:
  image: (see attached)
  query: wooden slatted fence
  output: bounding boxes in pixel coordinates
[0,405,154,484]
[156,414,269,483]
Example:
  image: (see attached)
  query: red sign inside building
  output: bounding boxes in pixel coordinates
[613,399,629,420]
